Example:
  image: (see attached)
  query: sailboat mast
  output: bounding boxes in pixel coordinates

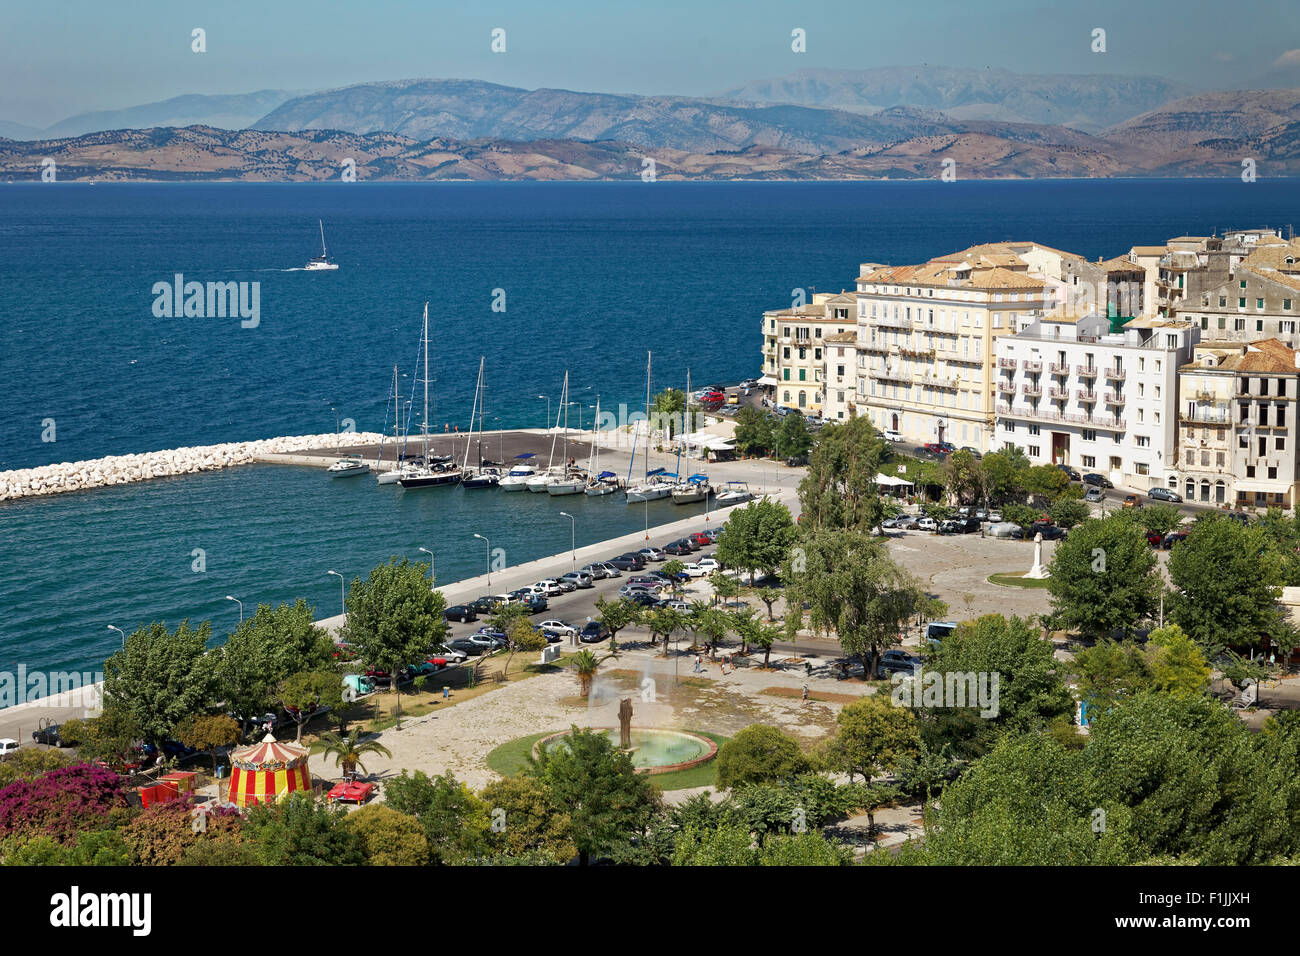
[463,358,483,472]
[644,351,652,479]
[319,219,327,257]
[422,302,430,462]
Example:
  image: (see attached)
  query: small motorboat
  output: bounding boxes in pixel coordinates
[327,456,370,478]
[500,458,537,491]
[714,480,753,506]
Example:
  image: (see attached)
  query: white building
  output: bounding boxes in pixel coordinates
[821,330,858,421]
[994,313,1200,489]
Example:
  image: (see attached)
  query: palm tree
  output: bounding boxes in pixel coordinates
[572,650,600,697]
[310,729,392,779]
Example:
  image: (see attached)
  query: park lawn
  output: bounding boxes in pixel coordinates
[761,686,864,704]
[988,571,1053,589]
[484,730,731,792]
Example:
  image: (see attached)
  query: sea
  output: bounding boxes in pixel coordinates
[2,178,1299,677]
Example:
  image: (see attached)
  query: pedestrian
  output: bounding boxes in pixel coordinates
[802,683,809,702]
[804,661,812,677]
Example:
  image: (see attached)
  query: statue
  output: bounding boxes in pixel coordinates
[1025,531,1050,579]
[617,697,634,750]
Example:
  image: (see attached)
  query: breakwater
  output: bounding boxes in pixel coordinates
[0,433,386,502]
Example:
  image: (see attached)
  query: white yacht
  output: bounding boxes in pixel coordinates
[547,473,585,496]
[305,219,339,271]
[715,480,753,506]
[585,470,618,496]
[499,455,537,491]
[327,456,369,478]
[627,469,673,502]
[671,474,710,504]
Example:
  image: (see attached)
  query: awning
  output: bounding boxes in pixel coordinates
[514,453,536,460]
[681,430,736,451]
[876,473,914,487]
[757,376,778,387]
[597,471,616,479]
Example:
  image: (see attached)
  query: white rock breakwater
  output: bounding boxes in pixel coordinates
[0,433,386,502]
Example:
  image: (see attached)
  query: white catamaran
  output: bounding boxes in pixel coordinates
[305,219,339,271]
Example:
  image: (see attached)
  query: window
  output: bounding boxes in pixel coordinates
[1220,316,1228,328]
[1028,425,1041,436]
[1238,299,1246,310]
[783,369,790,381]
[1028,446,1040,458]
[1217,452,1225,467]
[1277,437,1286,451]
[1258,299,1265,310]
[1082,455,1096,468]
[1220,296,1227,308]
[1003,421,1016,433]
[1269,466,1278,480]
[783,347,790,359]
[1286,299,1293,311]
[1235,318,1247,331]
[1136,436,1150,447]
[1082,429,1097,442]
[1135,463,1149,476]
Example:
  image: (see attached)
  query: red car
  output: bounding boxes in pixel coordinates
[700,390,725,406]
[689,532,711,547]
[327,780,375,804]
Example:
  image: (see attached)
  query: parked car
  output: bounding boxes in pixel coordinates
[437,644,469,663]
[882,429,904,443]
[579,621,611,643]
[892,515,921,530]
[446,638,490,656]
[1030,523,1066,540]
[31,723,67,747]
[580,564,608,580]
[467,595,499,615]
[1084,487,1104,503]
[463,633,503,651]
[702,528,722,543]
[637,547,667,563]
[607,554,641,571]
[1146,530,1164,547]
[1082,473,1114,489]
[560,571,594,589]
[538,619,577,638]
[987,521,1022,538]
[535,579,567,596]
[597,562,624,577]
[689,532,712,547]
[443,604,477,623]
[664,541,693,556]
[681,562,710,578]
[785,455,810,467]
[0,739,19,759]
[616,552,648,570]
[921,443,951,457]
[877,654,919,678]
[959,446,982,458]
[1163,530,1190,549]
[959,517,982,533]
[1122,494,1141,509]
[1055,463,1082,481]
[1148,487,1183,503]
[520,593,548,613]
[917,517,939,532]
[938,519,964,534]
[627,590,660,608]
[660,599,692,612]
[696,556,720,572]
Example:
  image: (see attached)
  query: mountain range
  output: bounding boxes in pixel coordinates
[3,71,1299,181]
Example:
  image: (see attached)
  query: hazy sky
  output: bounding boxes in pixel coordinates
[2,0,1298,125]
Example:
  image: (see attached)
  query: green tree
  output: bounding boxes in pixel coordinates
[529,727,660,865]
[276,670,344,743]
[1046,515,1161,639]
[782,527,928,677]
[708,570,742,609]
[496,606,547,677]
[217,599,335,732]
[715,498,797,584]
[715,725,810,789]
[733,406,776,457]
[103,620,217,748]
[759,832,853,866]
[979,448,1026,504]
[175,713,242,775]
[643,606,687,652]
[310,729,392,778]
[571,650,600,697]
[1048,497,1091,529]
[385,770,492,864]
[480,774,575,864]
[944,449,983,504]
[241,793,364,866]
[0,747,71,788]
[1139,502,1184,538]
[60,704,142,769]
[660,558,687,596]
[2,830,130,867]
[1002,503,1042,534]
[754,587,781,621]
[593,596,642,644]
[796,415,889,532]
[341,558,447,730]
[690,601,730,658]
[776,412,812,459]
[672,825,757,866]
[1072,639,1150,711]
[822,696,920,782]
[1168,514,1285,653]
[343,804,430,866]
[650,387,686,440]
[1021,464,1072,504]
[1144,624,1211,700]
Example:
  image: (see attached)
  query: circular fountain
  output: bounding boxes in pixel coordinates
[535,727,717,775]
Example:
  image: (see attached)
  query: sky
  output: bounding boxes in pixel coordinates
[2,0,1299,126]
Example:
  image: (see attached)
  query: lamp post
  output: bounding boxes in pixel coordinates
[473,533,491,591]
[559,511,576,568]
[326,570,345,616]
[107,624,125,649]
[225,595,243,625]
[538,395,551,431]
[418,547,436,585]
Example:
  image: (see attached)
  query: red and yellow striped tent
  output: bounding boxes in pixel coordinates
[226,734,312,807]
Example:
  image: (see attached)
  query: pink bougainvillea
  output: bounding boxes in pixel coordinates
[0,762,128,844]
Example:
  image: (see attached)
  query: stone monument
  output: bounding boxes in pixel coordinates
[1024,531,1050,579]
[618,697,634,750]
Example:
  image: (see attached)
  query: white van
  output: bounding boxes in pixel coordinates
[882,429,904,443]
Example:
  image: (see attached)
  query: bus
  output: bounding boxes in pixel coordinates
[925,621,958,646]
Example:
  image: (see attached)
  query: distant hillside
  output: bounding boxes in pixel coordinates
[1104,88,1300,152]
[0,91,301,141]
[0,122,1278,183]
[717,67,1193,133]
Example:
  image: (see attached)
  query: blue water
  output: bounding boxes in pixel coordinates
[3,179,1300,675]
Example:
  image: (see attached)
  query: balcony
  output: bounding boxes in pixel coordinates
[997,404,1125,430]
[1021,383,1043,398]
[921,373,958,389]
[998,357,1018,370]
[859,340,890,353]
[1077,365,1099,379]
[1049,362,1070,375]
[874,314,912,330]
[1179,406,1232,424]
[1104,367,1126,381]
[1077,389,1098,403]
[1021,359,1043,373]
[1048,387,1069,400]
[997,380,1016,395]
[1105,392,1126,405]
[898,344,932,357]
[873,366,912,382]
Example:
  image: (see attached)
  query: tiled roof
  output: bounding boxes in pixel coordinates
[824,331,857,343]
[1191,338,1299,374]
[1129,245,1168,256]
[1101,255,1145,272]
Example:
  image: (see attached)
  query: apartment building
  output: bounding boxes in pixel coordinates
[821,331,858,421]
[1176,237,1300,348]
[994,313,1198,490]
[854,244,1056,451]
[760,292,855,414]
[1175,339,1300,509]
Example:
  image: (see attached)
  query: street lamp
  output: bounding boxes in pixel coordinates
[326,570,345,616]
[225,595,243,625]
[418,547,436,585]
[473,533,491,591]
[538,395,551,431]
[559,512,576,568]
[107,624,125,649]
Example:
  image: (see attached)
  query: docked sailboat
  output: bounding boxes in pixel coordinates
[528,375,567,492]
[375,366,405,485]
[547,372,584,496]
[583,397,617,495]
[461,358,501,488]
[499,454,537,491]
[626,352,672,502]
[305,219,339,271]
[399,303,462,489]
[672,474,710,504]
